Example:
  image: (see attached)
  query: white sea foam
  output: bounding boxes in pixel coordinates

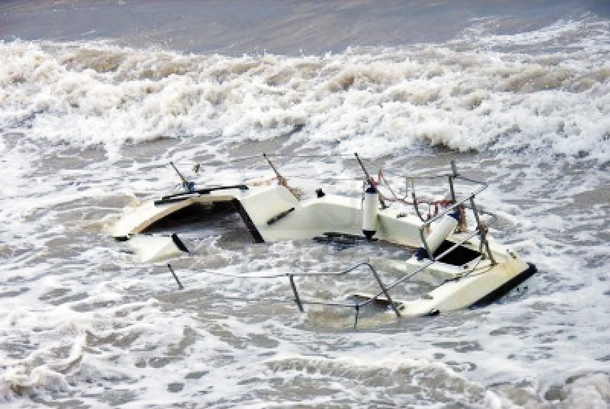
[473,17,610,52]
[1,29,609,163]
[1,16,610,409]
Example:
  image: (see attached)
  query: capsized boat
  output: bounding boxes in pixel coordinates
[110,154,537,321]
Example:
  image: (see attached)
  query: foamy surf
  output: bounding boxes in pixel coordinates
[1,30,609,163]
[1,4,609,408]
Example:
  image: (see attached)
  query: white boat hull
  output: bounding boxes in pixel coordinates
[109,182,536,318]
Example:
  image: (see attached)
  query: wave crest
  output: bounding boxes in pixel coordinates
[1,32,609,162]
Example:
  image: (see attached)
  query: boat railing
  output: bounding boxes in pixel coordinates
[286,160,498,325]
[416,162,497,265]
[285,262,402,317]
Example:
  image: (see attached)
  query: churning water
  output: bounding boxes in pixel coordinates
[1,1,609,407]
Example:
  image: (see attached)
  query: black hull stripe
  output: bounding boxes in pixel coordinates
[232,199,265,244]
[469,262,537,309]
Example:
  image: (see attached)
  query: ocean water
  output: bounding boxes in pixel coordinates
[1,1,609,408]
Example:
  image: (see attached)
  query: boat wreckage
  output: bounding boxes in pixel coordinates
[110,154,537,322]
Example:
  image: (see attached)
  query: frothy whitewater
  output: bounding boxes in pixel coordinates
[1,14,609,409]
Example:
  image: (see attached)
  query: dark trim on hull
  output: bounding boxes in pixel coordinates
[171,233,190,253]
[231,199,265,244]
[469,262,537,309]
[154,184,249,205]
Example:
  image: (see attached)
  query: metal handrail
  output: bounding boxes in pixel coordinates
[290,224,494,319]
[286,160,498,324]
[418,175,491,261]
[286,262,401,317]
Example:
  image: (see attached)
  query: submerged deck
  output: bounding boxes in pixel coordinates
[109,158,536,321]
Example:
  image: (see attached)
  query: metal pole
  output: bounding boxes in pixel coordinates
[448,160,458,203]
[367,263,401,317]
[167,264,184,290]
[419,226,434,261]
[288,275,305,312]
[354,153,387,209]
[353,306,360,329]
[170,162,195,192]
[263,153,287,186]
[469,197,496,265]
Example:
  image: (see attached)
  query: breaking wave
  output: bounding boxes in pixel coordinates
[1,20,609,163]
